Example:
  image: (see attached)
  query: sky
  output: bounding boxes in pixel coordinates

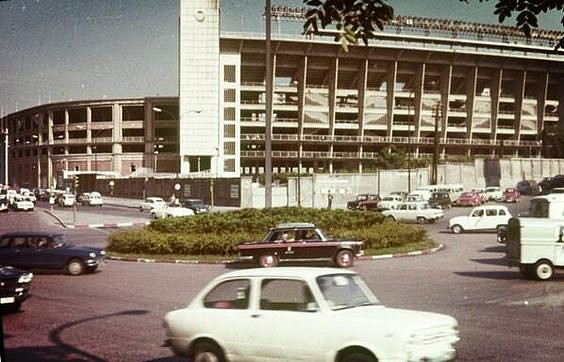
[0,0,562,116]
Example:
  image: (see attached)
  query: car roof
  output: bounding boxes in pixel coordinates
[1,231,64,238]
[472,205,509,210]
[218,267,356,280]
[273,222,316,229]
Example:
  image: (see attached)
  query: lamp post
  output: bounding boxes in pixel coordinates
[3,128,8,186]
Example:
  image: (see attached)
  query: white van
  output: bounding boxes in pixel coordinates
[81,191,103,207]
[527,193,564,219]
[505,217,564,280]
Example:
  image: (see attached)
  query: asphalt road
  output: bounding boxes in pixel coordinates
[1,200,563,362]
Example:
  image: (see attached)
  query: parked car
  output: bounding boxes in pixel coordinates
[151,205,195,219]
[182,198,209,214]
[381,202,444,224]
[0,265,33,313]
[18,188,36,203]
[81,191,103,206]
[428,191,452,209]
[12,196,34,211]
[407,189,432,202]
[456,192,482,207]
[346,194,379,210]
[484,186,503,201]
[538,176,554,194]
[0,232,105,275]
[57,193,76,207]
[448,205,512,234]
[516,180,540,195]
[503,188,521,203]
[0,198,9,212]
[163,268,459,362]
[470,188,487,203]
[237,223,363,268]
[139,197,166,212]
[389,191,408,200]
[550,187,564,194]
[376,195,403,210]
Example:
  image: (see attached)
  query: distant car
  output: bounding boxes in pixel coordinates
[381,202,444,224]
[163,268,459,362]
[151,205,195,219]
[455,192,481,207]
[550,187,564,194]
[503,188,521,203]
[182,198,209,214]
[376,195,404,210]
[57,193,76,207]
[81,191,103,206]
[346,194,379,210]
[470,188,487,203]
[0,231,105,275]
[12,196,34,211]
[428,191,452,209]
[516,180,540,195]
[448,205,512,234]
[390,191,408,200]
[0,265,33,313]
[0,198,8,212]
[484,186,503,201]
[139,197,166,212]
[237,223,363,268]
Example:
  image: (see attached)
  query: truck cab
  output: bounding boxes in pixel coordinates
[527,194,564,219]
[505,217,564,280]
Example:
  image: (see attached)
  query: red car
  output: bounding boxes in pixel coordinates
[503,188,521,203]
[456,192,482,207]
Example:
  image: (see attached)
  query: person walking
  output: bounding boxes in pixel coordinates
[327,190,334,209]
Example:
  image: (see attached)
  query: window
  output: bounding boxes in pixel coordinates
[499,209,506,216]
[203,279,250,310]
[224,89,236,103]
[224,142,236,155]
[12,237,28,248]
[224,107,236,121]
[224,158,235,172]
[224,65,236,83]
[471,209,484,217]
[224,124,236,138]
[409,204,417,210]
[486,209,497,216]
[260,279,317,312]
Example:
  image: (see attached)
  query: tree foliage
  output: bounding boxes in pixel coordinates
[303,0,563,51]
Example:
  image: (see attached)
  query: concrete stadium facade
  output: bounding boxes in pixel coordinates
[1,0,563,188]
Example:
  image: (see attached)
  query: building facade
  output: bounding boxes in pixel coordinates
[1,0,563,188]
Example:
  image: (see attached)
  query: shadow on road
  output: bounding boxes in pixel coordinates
[479,245,505,253]
[469,257,507,266]
[455,270,522,280]
[6,309,150,362]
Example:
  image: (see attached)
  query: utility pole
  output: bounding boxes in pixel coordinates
[432,102,441,185]
[265,0,273,207]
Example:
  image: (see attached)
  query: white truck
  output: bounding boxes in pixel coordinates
[505,217,564,280]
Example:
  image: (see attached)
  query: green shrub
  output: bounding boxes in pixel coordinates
[107,208,428,256]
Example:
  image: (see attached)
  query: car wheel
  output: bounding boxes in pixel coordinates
[193,341,225,362]
[66,259,85,275]
[534,260,554,281]
[416,217,427,224]
[340,351,376,362]
[334,249,354,268]
[386,215,395,222]
[259,254,279,268]
[451,224,463,234]
[496,226,507,243]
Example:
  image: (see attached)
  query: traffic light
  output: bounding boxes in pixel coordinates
[74,176,80,190]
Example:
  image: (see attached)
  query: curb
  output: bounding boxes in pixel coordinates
[106,243,444,265]
[43,209,151,229]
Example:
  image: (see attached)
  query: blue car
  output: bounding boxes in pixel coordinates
[0,231,105,275]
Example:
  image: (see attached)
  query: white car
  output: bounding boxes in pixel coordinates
[81,191,103,206]
[12,196,34,211]
[382,201,444,224]
[484,186,503,201]
[151,205,195,219]
[449,205,512,234]
[163,268,459,362]
[376,195,404,210]
[57,193,76,207]
[139,197,166,212]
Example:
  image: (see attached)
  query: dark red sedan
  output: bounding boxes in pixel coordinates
[503,188,521,203]
[455,192,482,207]
[237,223,363,268]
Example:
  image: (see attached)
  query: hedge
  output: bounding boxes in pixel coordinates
[107,207,429,256]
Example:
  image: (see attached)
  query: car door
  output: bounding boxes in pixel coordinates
[256,278,326,362]
[467,209,485,230]
[0,236,20,266]
[292,229,334,260]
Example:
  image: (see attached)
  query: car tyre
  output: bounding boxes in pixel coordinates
[259,254,279,268]
[386,215,395,222]
[67,259,85,275]
[193,341,225,362]
[451,224,463,234]
[340,352,376,362]
[416,217,427,224]
[334,249,354,268]
[496,226,507,243]
[534,260,554,281]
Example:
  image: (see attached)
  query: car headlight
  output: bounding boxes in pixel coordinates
[18,272,33,283]
[89,252,96,258]
[100,250,106,256]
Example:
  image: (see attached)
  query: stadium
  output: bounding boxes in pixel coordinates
[0,0,562,189]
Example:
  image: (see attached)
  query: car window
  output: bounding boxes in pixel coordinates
[399,204,407,210]
[0,237,10,248]
[317,274,379,311]
[301,230,320,242]
[486,209,497,216]
[203,279,250,310]
[12,236,28,248]
[499,209,506,216]
[409,204,417,210]
[471,209,484,217]
[260,279,317,312]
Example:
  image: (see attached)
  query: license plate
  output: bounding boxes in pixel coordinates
[1,297,15,304]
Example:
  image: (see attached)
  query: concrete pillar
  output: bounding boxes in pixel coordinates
[514,70,526,141]
[386,61,397,140]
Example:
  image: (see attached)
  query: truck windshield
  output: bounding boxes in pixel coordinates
[529,199,549,218]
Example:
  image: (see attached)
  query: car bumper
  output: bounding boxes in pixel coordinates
[85,257,105,267]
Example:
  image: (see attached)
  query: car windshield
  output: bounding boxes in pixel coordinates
[316,274,379,311]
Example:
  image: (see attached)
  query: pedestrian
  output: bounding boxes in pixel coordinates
[327,190,333,210]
